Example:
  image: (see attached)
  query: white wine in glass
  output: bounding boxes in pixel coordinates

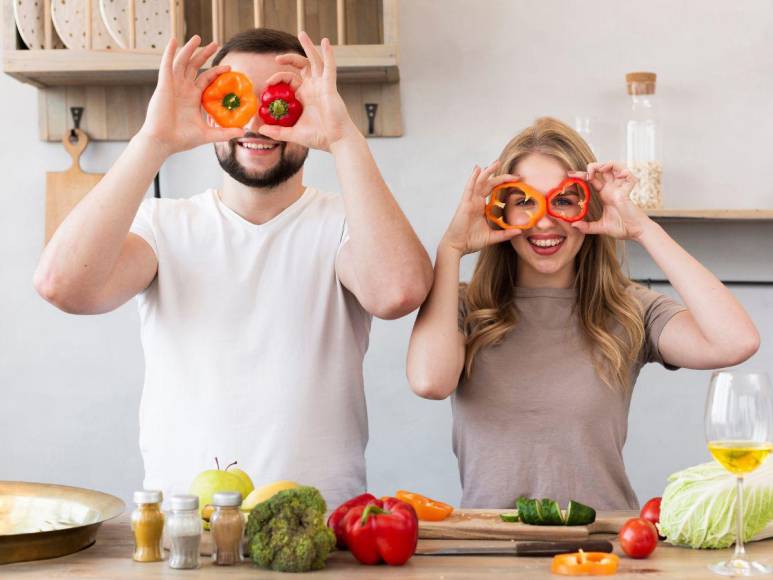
[705,371,773,576]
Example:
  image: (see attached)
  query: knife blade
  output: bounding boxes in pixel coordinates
[418,539,614,557]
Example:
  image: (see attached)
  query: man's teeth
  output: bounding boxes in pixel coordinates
[529,238,564,248]
[240,142,276,150]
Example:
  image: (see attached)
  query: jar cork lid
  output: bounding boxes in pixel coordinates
[133,490,163,504]
[212,492,242,507]
[626,72,657,95]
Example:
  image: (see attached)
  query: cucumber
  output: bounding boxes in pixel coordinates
[533,499,546,524]
[516,497,542,525]
[515,497,531,523]
[511,496,596,526]
[564,500,597,526]
[539,499,565,525]
[499,513,520,523]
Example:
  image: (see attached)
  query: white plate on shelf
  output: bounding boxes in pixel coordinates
[13,0,65,49]
[99,0,180,50]
[51,0,116,50]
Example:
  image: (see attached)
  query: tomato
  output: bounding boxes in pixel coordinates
[639,497,665,539]
[618,517,658,559]
[639,497,661,525]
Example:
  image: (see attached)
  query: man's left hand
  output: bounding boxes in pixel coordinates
[258,31,357,151]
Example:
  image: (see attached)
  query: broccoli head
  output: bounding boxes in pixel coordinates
[245,486,336,572]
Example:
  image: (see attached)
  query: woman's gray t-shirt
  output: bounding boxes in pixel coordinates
[453,284,685,510]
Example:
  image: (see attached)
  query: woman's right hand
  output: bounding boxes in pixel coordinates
[137,36,245,156]
[440,161,522,256]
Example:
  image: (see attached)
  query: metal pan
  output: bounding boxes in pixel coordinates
[0,481,125,564]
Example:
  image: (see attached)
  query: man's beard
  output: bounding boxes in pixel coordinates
[215,136,308,189]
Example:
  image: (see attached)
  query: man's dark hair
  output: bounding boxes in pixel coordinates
[212,28,305,66]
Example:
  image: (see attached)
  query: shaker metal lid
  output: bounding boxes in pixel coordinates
[170,494,199,510]
[133,490,163,504]
[212,491,242,507]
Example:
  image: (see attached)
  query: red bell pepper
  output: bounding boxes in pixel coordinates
[341,497,418,566]
[327,493,378,549]
[545,177,591,223]
[259,82,303,127]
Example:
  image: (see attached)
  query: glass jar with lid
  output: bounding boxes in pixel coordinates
[625,71,662,208]
[131,490,164,562]
[211,491,244,566]
[166,494,201,569]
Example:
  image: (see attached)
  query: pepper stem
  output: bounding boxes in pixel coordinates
[268,99,289,120]
[360,504,390,526]
[222,93,241,110]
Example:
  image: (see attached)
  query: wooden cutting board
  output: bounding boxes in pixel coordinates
[168,513,773,556]
[418,509,634,541]
[173,510,634,556]
[45,129,103,244]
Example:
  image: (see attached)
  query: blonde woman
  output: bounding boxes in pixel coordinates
[407,117,759,510]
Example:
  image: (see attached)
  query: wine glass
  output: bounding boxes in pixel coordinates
[705,370,773,576]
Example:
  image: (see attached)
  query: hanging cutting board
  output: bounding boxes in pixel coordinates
[45,129,103,244]
[418,509,634,541]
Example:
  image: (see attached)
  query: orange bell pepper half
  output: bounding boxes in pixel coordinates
[201,71,258,128]
[485,181,547,230]
[551,551,619,576]
[395,491,454,522]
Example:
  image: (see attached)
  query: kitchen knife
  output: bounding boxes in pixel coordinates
[417,539,614,557]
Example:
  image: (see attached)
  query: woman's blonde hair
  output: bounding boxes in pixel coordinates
[461,117,644,390]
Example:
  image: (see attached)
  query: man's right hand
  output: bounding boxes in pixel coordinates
[137,35,245,156]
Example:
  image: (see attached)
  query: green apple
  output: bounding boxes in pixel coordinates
[228,467,254,497]
[189,458,252,519]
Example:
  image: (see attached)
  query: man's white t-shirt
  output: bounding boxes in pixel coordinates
[130,188,371,508]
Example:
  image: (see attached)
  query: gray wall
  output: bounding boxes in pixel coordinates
[2,0,772,507]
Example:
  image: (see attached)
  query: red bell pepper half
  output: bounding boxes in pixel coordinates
[341,497,418,566]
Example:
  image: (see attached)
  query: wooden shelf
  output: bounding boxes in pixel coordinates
[3,44,399,88]
[2,0,403,140]
[646,209,773,222]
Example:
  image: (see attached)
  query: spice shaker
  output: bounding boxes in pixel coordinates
[131,490,164,562]
[211,491,244,565]
[167,494,202,569]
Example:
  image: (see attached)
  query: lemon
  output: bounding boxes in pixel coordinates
[241,480,300,512]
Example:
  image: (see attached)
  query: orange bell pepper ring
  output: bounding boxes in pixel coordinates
[201,71,258,128]
[551,551,619,576]
[394,491,454,522]
[485,181,547,230]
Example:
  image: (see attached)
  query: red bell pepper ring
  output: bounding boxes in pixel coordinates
[341,497,418,566]
[545,177,591,223]
[259,82,303,127]
[327,493,378,549]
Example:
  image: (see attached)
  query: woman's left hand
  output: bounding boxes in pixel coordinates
[568,162,652,241]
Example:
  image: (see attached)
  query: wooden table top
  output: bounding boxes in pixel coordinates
[3,513,773,578]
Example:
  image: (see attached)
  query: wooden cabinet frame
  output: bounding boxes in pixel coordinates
[2,0,403,140]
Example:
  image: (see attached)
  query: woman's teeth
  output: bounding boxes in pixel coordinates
[528,237,565,248]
